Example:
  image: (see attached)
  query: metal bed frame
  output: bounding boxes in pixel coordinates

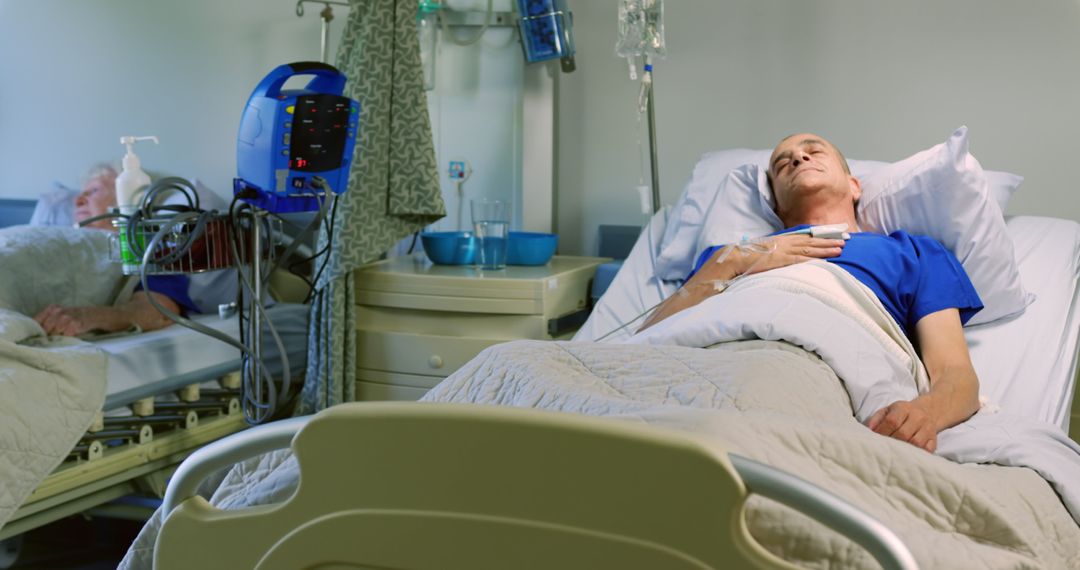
[0,370,250,541]
[0,270,311,543]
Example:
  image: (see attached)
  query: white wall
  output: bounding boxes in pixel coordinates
[0,0,339,198]
[425,24,524,235]
[557,0,1080,256]
[0,0,523,225]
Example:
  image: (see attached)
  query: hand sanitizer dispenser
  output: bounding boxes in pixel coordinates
[115,135,159,215]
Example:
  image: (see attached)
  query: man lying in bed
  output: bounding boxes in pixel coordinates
[32,164,199,336]
[640,133,983,454]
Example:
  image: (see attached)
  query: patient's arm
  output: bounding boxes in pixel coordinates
[34,292,182,336]
[637,247,743,331]
[867,308,981,453]
[638,235,846,332]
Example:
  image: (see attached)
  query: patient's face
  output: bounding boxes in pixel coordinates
[768,134,859,220]
[74,173,117,230]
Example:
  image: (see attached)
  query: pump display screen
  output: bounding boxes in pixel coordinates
[289,94,352,172]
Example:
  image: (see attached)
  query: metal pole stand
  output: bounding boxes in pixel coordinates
[242,209,268,423]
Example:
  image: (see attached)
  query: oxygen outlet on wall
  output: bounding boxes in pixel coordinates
[448,159,472,230]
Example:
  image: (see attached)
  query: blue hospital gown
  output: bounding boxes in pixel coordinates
[687,225,984,338]
[135,275,200,315]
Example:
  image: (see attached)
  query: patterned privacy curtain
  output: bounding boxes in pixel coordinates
[298,0,445,414]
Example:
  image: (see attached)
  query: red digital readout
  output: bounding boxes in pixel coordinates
[291,158,308,169]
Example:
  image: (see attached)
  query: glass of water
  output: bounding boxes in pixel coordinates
[470,198,510,270]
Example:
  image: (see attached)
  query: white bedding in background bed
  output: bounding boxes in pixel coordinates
[96,303,309,410]
[576,214,1080,431]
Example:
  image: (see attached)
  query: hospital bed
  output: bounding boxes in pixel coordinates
[138,212,1080,569]
[120,133,1080,567]
[0,204,312,551]
[578,212,1080,445]
[0,302,309,542]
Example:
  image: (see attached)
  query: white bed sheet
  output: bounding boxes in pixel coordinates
[575,213,1080,431]
[94,303,309,411]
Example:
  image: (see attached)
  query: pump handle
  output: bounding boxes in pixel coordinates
[120,135,160,146]
[251,61,347,99]
[288,61,339,73]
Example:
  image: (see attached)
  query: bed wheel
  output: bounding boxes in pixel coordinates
[0,535,23,570]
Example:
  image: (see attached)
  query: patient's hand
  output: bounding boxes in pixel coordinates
[33,304,131,337]
[867,400,937,453]
[638,235,845,332]
[738,234,846,277]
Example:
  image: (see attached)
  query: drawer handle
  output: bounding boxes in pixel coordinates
[428,355,444,369]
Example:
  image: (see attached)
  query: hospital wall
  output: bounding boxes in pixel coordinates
[0,0,523,229]
[555,0,1080,256]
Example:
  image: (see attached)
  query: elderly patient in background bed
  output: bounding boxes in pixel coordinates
[640,133,984,454]
[33,164,200,336]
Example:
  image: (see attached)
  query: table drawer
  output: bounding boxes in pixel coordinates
[357,330,501,377]
[356,370,443,402]
[356,381,431,402]
[360,382,432,401]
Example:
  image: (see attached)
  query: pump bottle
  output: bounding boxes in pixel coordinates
[115,136,159,215]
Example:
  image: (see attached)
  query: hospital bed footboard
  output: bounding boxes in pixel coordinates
[154,402,917,570]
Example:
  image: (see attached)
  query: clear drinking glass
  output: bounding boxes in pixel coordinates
[471,198,510,270]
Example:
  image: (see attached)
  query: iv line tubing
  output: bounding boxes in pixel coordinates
[137,216,289,425]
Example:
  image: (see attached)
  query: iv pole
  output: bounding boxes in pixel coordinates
[296,0,351,63]
[644,58,660,213]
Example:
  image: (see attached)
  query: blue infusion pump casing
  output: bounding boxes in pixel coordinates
[235,62,360,213]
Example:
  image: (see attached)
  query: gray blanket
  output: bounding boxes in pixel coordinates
[0,226,114,531]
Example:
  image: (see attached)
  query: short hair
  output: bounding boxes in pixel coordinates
[831,141,852,175]
[81,162,119,186]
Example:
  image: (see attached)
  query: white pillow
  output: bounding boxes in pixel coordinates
[29,182,79,227]
[856,127,1033,325]
[151,177,229,211]
[655,149,771,280]
[987,170,1024,213]
[691,127,1033,326]
[656,143,1022,281]
[691,163,780,263]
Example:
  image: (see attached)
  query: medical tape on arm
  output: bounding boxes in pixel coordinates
[681,235,777,296]
[597,232,777,342]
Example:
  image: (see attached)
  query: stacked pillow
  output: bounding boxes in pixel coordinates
[656,126,1032,326]
[29,182,80,227]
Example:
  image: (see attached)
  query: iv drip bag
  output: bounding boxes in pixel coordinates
[615,0,666,59]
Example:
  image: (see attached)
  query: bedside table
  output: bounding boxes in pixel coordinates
[354,255,609,401]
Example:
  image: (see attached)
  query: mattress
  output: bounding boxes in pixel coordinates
[94,302,309,411]
[576,213,1080,430]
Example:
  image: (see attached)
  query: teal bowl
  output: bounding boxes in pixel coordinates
[421,231,476,265]
[506,231,558,265]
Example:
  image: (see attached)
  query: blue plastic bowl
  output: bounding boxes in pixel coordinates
[421,231,476,265]
[506,231,558,265]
